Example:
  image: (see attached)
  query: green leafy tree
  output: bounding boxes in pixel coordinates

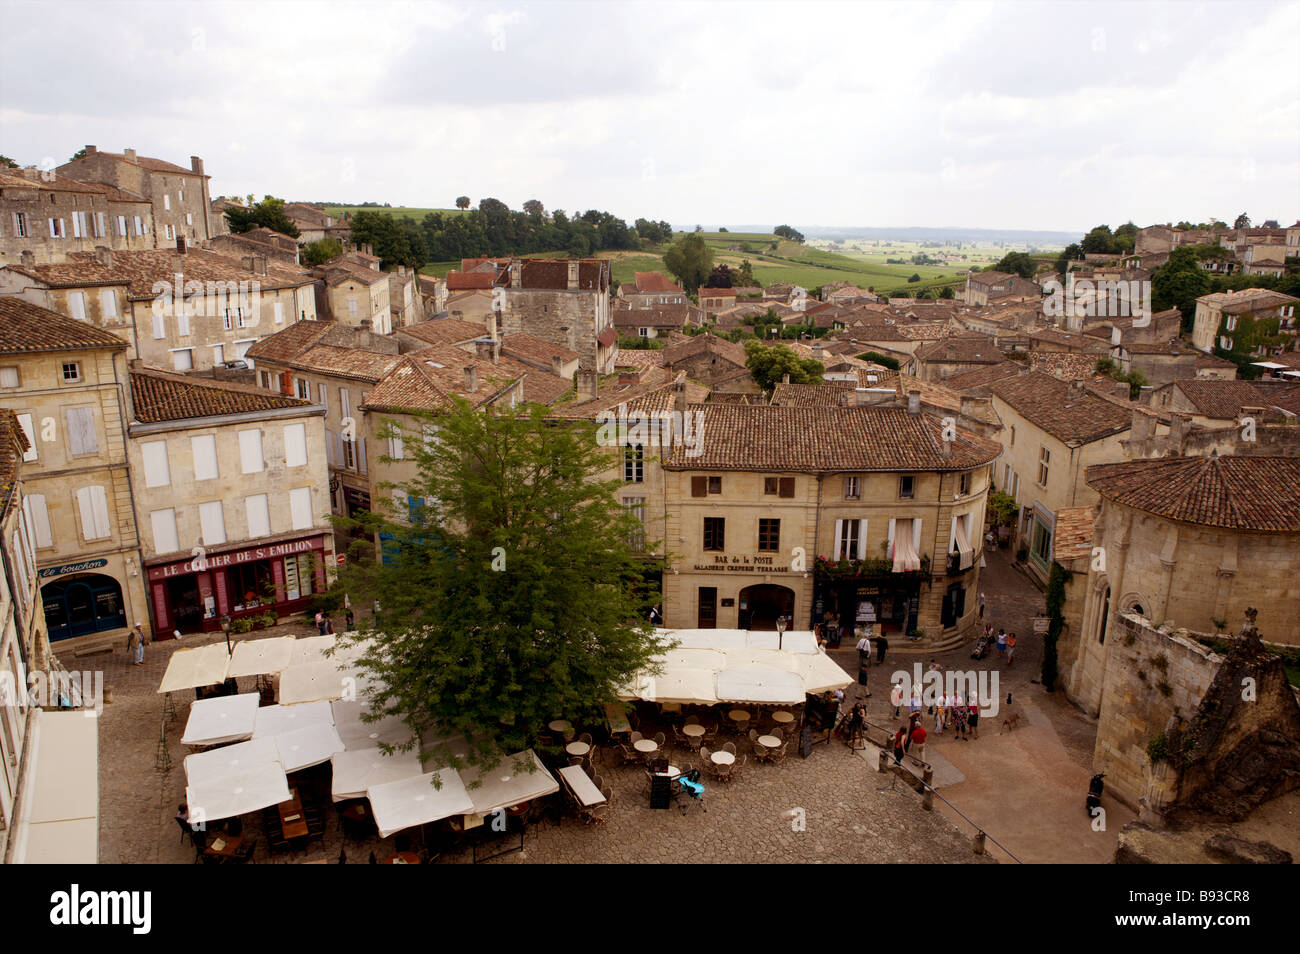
[455,196,471,210]
[744,339,823,392]
[225,196,301,238]
[734,259,757,288]
[522,199,544,218]
[1054,243,1083,278]
[1233,213,1251,230]
[0,155,17,169]
[938,284,955,299]
[663,233,714,295]
[1152,246,1213,332]
[856,351,900,370]
[994,251,1036,279]
[337,400,669,773]
[773,224,805,242]
[704,264,733,288]
[1113,221,1138,253]
[300,237,343,267]
[1080,225,1116,255]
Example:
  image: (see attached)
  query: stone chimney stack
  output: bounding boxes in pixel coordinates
[551,355,563,376]
[1168,412,1191,451]
[511,259,523,289]
[576,366,598,402]
[358,318,373,351]
[907,390,921,414]
[475,338,500,364]
[190,156,205,177]
[95,246,113,267]
[567,260,580,290]
[123,148,137,163]
[959,394,982,421]
[19,250,35,268]
[464,364,478,393]
[674,376,687,414]
[1130,408,1153,442]
[84,145,97,157]
[782,373,791,385]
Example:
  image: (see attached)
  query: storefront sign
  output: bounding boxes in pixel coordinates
[39,559,108,580]
[690,554,792,573]
[1033,616,1051,634]
[148,536,324,581]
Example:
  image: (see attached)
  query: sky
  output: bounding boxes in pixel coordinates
[2,0,1298,234]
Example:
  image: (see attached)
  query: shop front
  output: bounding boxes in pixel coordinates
[813,568,925,641]
[145,533,333,635]
[37,553,145,645]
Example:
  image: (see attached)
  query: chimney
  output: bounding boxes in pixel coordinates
[1110,326,1121,346]
[475,338,500,364]
[567,260,580,290]
[123,148,137,163]
[19,250,35,268]
[20,167,39,181]
[551,355,563,376]
[1168,412,1191,450]
[959,394,982,420]
[674,376,687,414]
[94,246,113,267]
[576,366,598,402]
[618,368,643,385]
[1130,409,1153,442]
[358,318,373,349]
[176,235,187,255]
[907,390,921,414]
[190,156,205,176]
[464,364,479,393]
[1168,338,1181,356]
[84,145,97,157]
[511,259,522,289]
[782,373,791,385]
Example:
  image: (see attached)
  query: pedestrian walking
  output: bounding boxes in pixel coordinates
[1006,632,1017,667]
[967,694,981,740]
[908,684,922,721]
[856,631,872,668]
[890,680,904,717]
[892,725,907,765]
[978,591,986,620]
[875,632,888,665]
[995,628,1007,658]
[345,607,355,630]
[909,723,928,763]
[952,697,968,740]
[323,615,335,635]
[127,623,146,665]
[315,611,326,636]
[934,692,945,734]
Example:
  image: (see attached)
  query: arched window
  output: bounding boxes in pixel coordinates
[1097,586,1111,643]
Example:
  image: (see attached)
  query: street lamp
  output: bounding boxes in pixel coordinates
[775,614,787,650]
[220,613,232,657]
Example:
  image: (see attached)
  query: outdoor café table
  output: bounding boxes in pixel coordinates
[634,739,658,755]
[652,765,681,779]
[558,765,606,807]
[278,790,309,840]
[710,751,735,766]
[341,802,370,823]
[565,741,591,758]
[384,852,421,864]
[728,709,751,725]
[771,711,795,725]
[758,735,781,749]
[204,834,242,860]
[682,724,705,738]
[548,719,574,739]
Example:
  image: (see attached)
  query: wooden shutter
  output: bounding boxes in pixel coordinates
[192,434,218,480]
[66,407,99,456]
[778,477,795,498]
[150,509,179,554]
[289,487,312,530]
[691,476,707,497]
[17,414,37,462]
[855,519,868,560]
[199,501,226,545]
[834,519,844,560]
[284,423,308,468]
[246,495,271,538]
[25,495,52,549]
[76,486,110,540]
[238,429,263,474]
[358,437,367,475]
[141,441,170,488]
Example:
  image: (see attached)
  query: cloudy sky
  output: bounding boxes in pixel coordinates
[2,0,1297,233]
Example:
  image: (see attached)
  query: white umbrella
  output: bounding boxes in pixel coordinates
[184,737,281,787]
[273,723,346,773]
[181,692,260,746]
[252,701,333,739]
[186,762,290,824]
[331,747,425,802]
[460,750,559,817]
[331,700,413,751]
[367,770,474,839]
[715,666,806,705]
[226,636,295,678]
[157,643,231,693]
[278,660,352,705]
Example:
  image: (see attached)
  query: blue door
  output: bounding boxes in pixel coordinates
[42,574,126,642]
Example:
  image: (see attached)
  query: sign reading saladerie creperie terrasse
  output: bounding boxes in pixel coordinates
[691,555,793,573]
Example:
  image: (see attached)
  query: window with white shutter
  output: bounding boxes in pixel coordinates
[150,508,179,554]
[238,429,263,474]
[0,367,17,388]
[358,437,367,475]
[117,215,127,236]
[100,288,117,318]
[289,487,312,530]
[192,434,218,480]
[75,486,111,540]
[68,291,86,321]
[25,495,53,549]
[177,310,191,337]
[16,414,36,461]
[274,302,284,324]
[389,435,404,460]
[141,441,171,488]
[171,348,193,371]
[66,407,99,456]
[71,212,83,238]
[284,423,307,468]
[164,194,171,211]
[318,384,328,411]
[134,215,145,235]
[199,501,226,545]
[95,212,107,237]
[152,310,165,339]
[245,494,271,538]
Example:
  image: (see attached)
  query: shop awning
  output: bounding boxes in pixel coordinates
[367,769,474,839]
[331,746,425,802]
[273,723,346,773]
[11,710,99,864]
[252,701,334,739]
[892,518,922,573]
[459,749,559,817]
[953,518,975,570]
[181,691,260,746]
[157,643,231,693]
[226,636,295,678]
[647,669,718,704]
[715,666,807,704]
[796,652,858,694]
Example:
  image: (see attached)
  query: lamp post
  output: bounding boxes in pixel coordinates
[220,614,232,657]
[775,614,787,650]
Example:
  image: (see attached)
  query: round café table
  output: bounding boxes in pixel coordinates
[565,741,591,757]
[728,709,751,725]
[682,724,705,738]
[653,764,681,779]
[710,750,735,765]
[634,739,658,755]
[771,711,794,725]
[757,735,781,749]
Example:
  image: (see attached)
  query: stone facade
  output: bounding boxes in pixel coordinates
[496,259,615,375]
[0,170,154,265]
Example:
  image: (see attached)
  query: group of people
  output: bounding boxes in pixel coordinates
[973,623,1017,665]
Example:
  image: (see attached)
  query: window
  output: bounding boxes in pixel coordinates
[117,215,127,236]
[65,407,97,455]
[1032,517,1051,564]
[708,476,722,494]
[388,434,404,461]
[164,194,171,211]
[71,211,85,238]
[959,472,971,496]
[171,348,193,371]
[835,518,864,561]
[844,475,859,499]
[763,476,794,497]
[703,516,725,551]
[177,310,191,337]
[758,518,780,552]
[1009,425,1016,447]
[348,297,358,317]
[899,475,915,499]
[223,309,233,331]
[296,378,310,400]
[140,441,170,488]
[623,497,645,550]
[624,444,643,482]
[164,224,175,241]
[133,215,144,235]
[284,423,308,467]
[150,509,179,554]
[0,367,18,388]
[238,429,264,474]
[342,438,356,470]
[75,486,111,540]
[274,302,284,324]
[48,217,64,238]
[94,212,107,237]
[100,288,117,319]
[1097,586,1111,644]
[17,414,37,461]
[12,212,29,237]
[199,501,226,545]
[192,434,218,481]
[68,291,86,321]
[1037,446,1050,487]
[245,494,271,538]
[186,213,193,227]
[25,494,53,549]
[318,384,328,411]
[289,487,313,530]
[212,344,225,364]
[62,362,82,383]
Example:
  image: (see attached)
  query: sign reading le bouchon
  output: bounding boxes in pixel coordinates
[691,555,792,573]
[38,559,109,580]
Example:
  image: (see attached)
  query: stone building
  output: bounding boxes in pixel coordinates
[661,333,750,389]
[0,170,154,265]
[57,146,212,248]
[494,258,616,375]
[911,333,1004,382]
[1190,288,1299,355]
[125,367,334,636]
[1148,378,1300,426]
[0,299,148,653]
[314,259,392,333]
[963,270,1039,306]
[0,245,319,372]
[620,271,687,308]
[656,396,999,649]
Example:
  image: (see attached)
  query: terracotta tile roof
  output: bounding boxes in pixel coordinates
[769,382,853,406]
[968,270,1014,285]
[320,261,387,287]
[0,172,144,202]
[0,297,128,353]
[129,367,312,423]
[242,320,355,364]
[1052,506,1098,563]
[361,355,498,413]
[289,345,403,383]
[662,333,748,369]
[1198,288,1299,312]
[79,150,204,177]
[501,332,580,364]
[698,287,738,300]
[633,272,683,294]
[494,259,609,291]
[1195,353,1239,369]
[1170,380,1300,419]
[551,368,705,420]
[707,391,765,405]
[399,318,488,348]
[7,248,313,297]
[612,349,665,369]
[446,271,495,290]
[661,405,1001,472]
[989,371,1133,444]
[853,322,951,342]
[1028,351,1101,381]
[613,303,701,330]
[598,327,618,348]
[914,333,1003,364]
[942,361,1024,392]
[1087,456,1300,532]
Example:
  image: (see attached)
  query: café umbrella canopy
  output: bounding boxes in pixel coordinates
[331,747,425,802]
[180,691,260,746]
[367,769,474,839]
[158,643,232,693]
[226,636,295,679]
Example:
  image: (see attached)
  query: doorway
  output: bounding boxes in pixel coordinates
[738,584,794,631]
[42,573,126,642]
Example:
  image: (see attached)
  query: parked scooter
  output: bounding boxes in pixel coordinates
[1086,772,1106,816]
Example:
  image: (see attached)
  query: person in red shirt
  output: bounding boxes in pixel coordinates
[908,723,928,762]
[892,726,907,765]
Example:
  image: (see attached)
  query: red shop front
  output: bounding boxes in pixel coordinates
[145,533,332,636]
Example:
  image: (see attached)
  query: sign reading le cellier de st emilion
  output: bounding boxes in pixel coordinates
[691,555,792,573]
